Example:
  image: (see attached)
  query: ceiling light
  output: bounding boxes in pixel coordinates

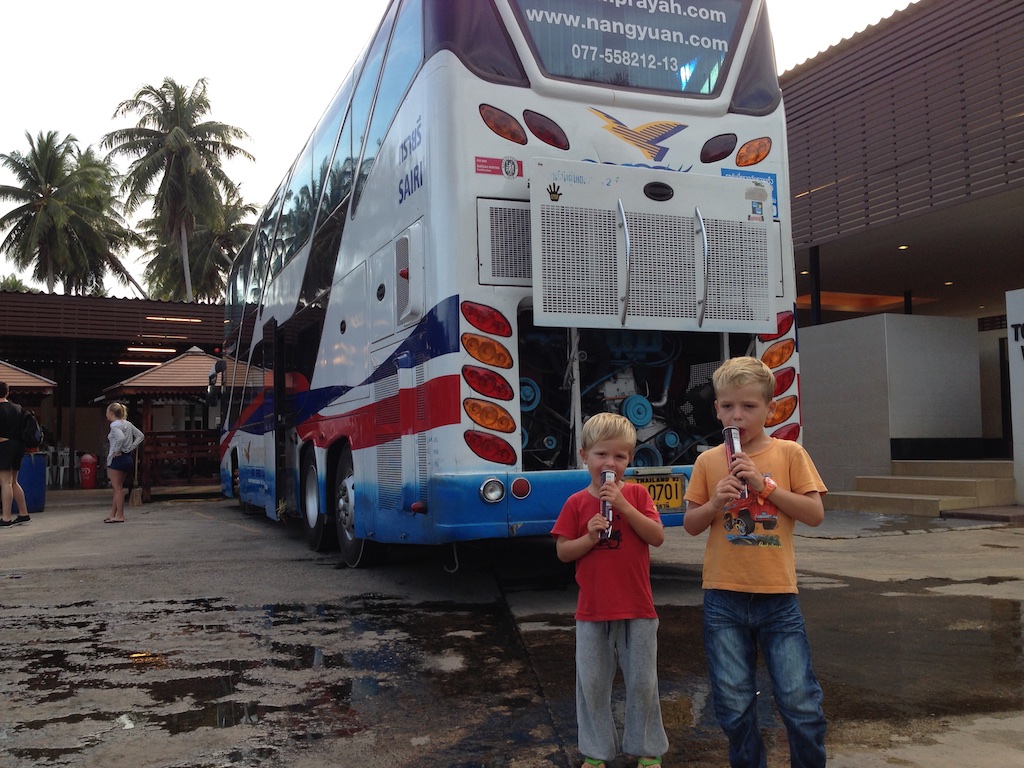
[944,281,953,286]
[897,244,909,250]
[145,316,202,324]
[127,346,175,354]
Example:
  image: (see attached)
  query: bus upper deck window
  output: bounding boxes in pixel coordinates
[730,5,782,116]
[424,0,528,86]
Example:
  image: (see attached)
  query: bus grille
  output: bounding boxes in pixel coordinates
[535,205,771,328]
[703,220,769,323]
[478,201,532,285]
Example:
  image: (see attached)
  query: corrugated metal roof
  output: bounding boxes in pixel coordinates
[0,291,223,343]
[777,0,1024,319]
[781,0,1024,246]
[104,347,220,396]
[0,360,57,393]
[780,0,931,77]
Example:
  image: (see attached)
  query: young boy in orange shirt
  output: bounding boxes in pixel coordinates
[684,357,828,767]
[552,412,669,768]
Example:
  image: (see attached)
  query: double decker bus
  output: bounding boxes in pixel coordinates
[216,0,801,566]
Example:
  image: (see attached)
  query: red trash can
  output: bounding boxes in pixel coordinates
[80,453,98,489]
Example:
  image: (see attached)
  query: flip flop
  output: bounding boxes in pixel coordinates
[103,518,125,523]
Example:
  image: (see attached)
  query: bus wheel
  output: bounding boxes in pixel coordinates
[231,454,243,509]
[302,451,336,552]
[334,445,384,568]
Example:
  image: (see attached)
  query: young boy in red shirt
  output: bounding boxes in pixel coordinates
[552,412,668,768]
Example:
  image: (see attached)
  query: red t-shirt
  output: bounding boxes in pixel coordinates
[551,482,662,622]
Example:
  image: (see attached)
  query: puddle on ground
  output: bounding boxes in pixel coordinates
[1,591,562,766]
[503,540,1024,766]
[3,533,1021,767]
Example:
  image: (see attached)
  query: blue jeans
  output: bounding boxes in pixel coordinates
[703,589,826,768]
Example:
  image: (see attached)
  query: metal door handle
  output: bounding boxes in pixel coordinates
[617,199,632,325]
[696,205,709,327]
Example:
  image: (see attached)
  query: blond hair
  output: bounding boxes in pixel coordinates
[581,412,637,453]
[712,357,776,404]
[107,402,128,420]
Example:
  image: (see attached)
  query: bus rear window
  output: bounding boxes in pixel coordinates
[509,0,748,96]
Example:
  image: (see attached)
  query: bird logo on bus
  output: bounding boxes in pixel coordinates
[589,108,687,162]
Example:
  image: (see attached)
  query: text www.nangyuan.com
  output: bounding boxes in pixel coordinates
[524,5,730,48]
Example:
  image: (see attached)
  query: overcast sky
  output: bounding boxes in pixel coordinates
[0,0,917,293]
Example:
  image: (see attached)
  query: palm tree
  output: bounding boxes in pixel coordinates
[102,77,253,302]
[0,274,31,292]
[60,146,145,296]
[0,131,146,295]
[141,186,256,302]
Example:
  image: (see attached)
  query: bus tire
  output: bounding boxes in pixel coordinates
[231,452,243,510]
[334,444,384,568]
[302,450,336,552]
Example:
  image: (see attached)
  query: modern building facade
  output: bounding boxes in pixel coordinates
[780,0,1023,488]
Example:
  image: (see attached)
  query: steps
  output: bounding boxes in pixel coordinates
[824,460,1016,517]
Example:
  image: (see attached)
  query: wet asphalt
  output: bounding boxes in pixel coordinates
[0,489,1021,767]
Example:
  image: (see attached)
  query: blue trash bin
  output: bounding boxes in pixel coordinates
[16,451,47,514]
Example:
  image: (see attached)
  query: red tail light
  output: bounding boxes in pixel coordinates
[758,310,794,342]
[480,104,527,145]
[461,301,512,337]
[465,431,516,465]
[771,423,801,441]
[523,110,569,150]
[700,133,738,163]
[463,365,514,400]
[773,367,796,397]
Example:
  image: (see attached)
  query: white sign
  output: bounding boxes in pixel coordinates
[1008,289,1024,504]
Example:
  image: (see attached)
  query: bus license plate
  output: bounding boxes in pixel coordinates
[629,475,684,510]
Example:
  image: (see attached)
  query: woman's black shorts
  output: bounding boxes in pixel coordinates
[0,440,25,472]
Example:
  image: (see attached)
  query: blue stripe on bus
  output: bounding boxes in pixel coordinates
[230,294,463,433]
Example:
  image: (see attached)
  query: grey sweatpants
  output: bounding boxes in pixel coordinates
[575,618,669,761]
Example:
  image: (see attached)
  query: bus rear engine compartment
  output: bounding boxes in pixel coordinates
[517,312,726,472]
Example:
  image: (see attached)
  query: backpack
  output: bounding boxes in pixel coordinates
[21,409,42,449]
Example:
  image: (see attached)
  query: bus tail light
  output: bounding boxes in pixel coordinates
[761,338,795,369]
[461,301,512,336]
[463,365,514,400]
[758,310,794,341]
[480,104,527,145]
[771,423,801,441]
[773,366,796,397]
[523,110,570,150]
[462,333,513,368]
[736,137,772,167]
[465,431,517,465]
[464,398,516,433]
[700,133,738,163]
[765,395,797,427]
[511,477,531,499]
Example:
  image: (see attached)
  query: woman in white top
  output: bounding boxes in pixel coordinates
[104,402,144,523]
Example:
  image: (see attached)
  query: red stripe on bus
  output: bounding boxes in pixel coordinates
[297,374,463,450]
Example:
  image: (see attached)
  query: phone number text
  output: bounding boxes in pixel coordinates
[572,44,679,72]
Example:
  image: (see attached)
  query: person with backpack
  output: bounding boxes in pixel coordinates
[0,381,31,527]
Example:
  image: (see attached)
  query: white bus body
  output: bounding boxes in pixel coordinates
[217,0,801,565]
